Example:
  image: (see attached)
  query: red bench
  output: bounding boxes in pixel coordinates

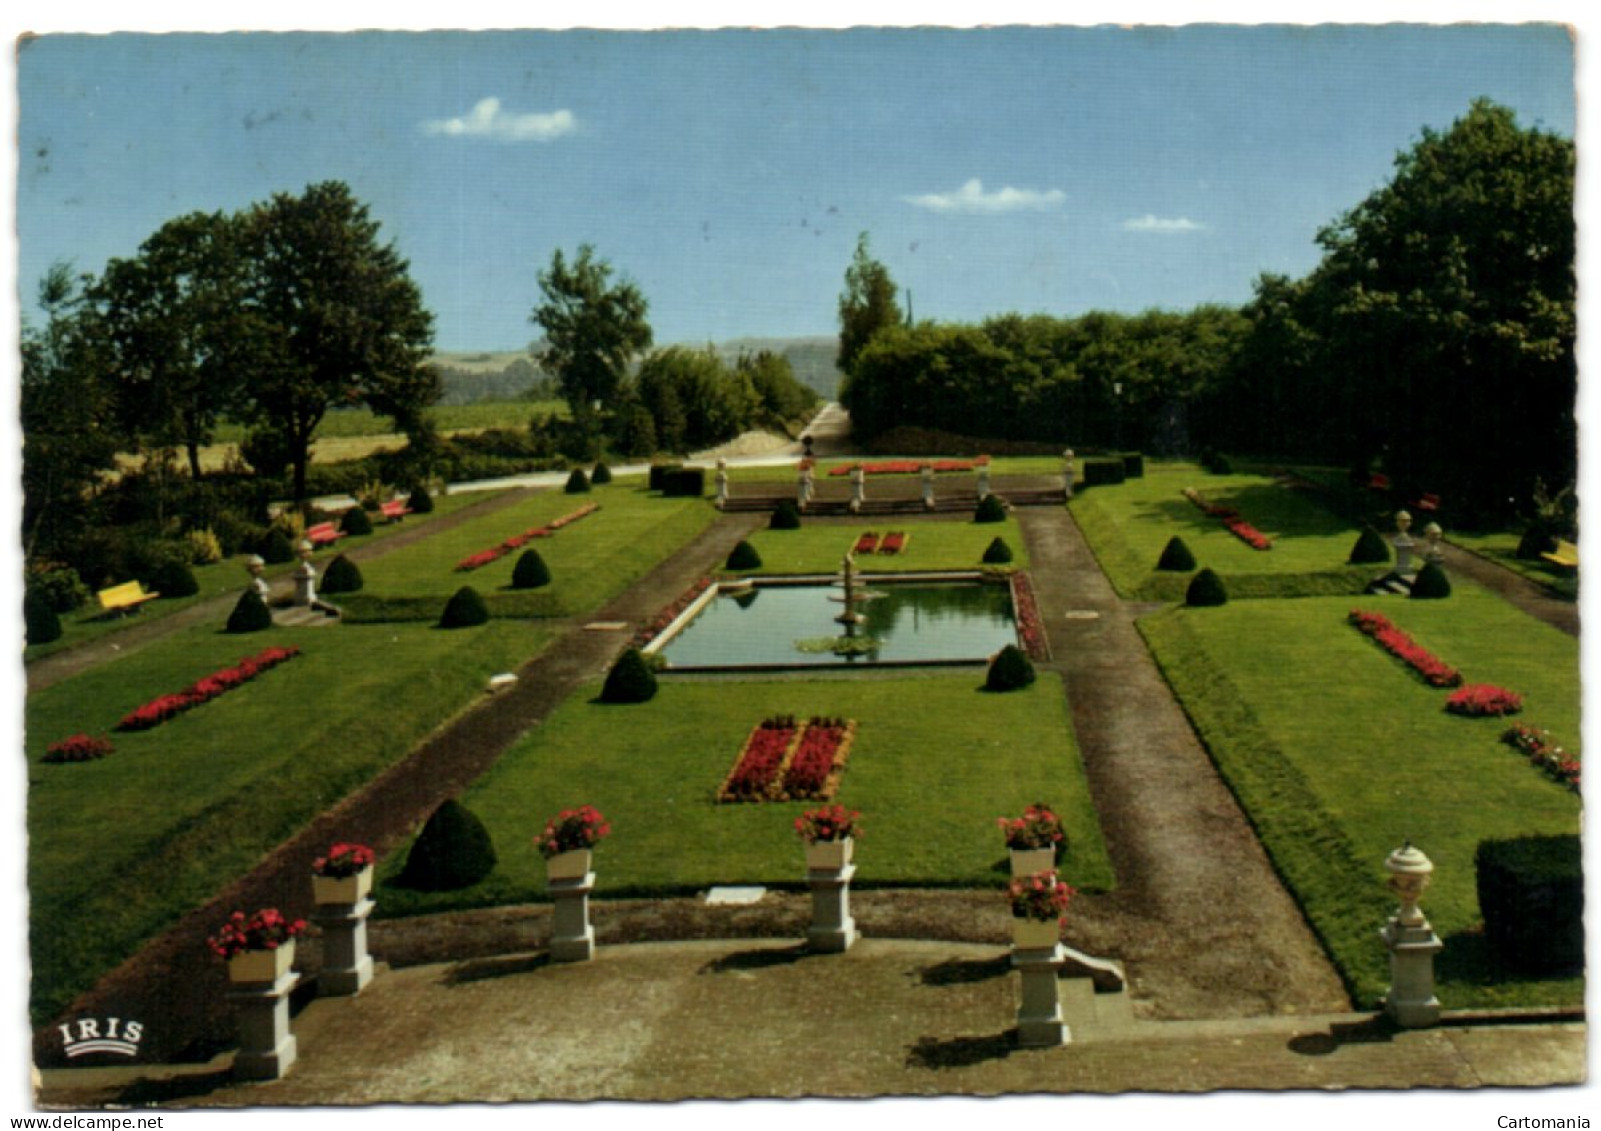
[305,522,344,547]
[1368,473,1391,491]
[380,499,412,522]
[1415,493,1441,512]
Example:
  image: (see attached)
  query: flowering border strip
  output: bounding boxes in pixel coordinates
[1347,610,1462,688]
[1011,571,1050,662]
[853,532,880,555]
[1502,724,1580,792]
[828,457,990,477]
[44,733,115,763]
[716,717,805,802]
[780,718,858,801]
[633,576,714,649]
[116,645,303,732]
[879,532,909,555]
[1182,487,1272,550]
[454,502,599,572]
[1445,684,1524,718]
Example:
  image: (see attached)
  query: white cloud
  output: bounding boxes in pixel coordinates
[421,98,576,142]
[901,178,1065,214]
[1122,214,1207,233]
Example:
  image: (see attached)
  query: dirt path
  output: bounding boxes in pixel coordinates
[1015,507,1351,1019]
[1438,542,1578,636]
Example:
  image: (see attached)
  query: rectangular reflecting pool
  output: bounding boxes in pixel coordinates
[656,577,1018,670]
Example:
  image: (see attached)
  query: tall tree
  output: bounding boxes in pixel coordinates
[530,245,653,429]
[91,210,250,479]
[837,232,902,378]
[238,181,439,502]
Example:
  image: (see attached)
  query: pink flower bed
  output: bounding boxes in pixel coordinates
[44,733,115,763]
[828,457,989,477]
[1503,724,1580,792]
[632,576,714,648]
[1011,571,1050,662]
[1183,487,1271,550]
[1347,610,1462,688]
[1446,684,1524,718]
[780,717,856,800]
[116,646,303,732]
[454,503,599,571]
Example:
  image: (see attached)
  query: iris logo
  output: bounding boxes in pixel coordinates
[57,1017,145,1058]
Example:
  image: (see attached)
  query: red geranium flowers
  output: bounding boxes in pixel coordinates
[116,646,302,732]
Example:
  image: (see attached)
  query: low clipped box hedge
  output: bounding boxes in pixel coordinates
[398,799,498,891]
[770,500,802,530]
[512,549,552,590]
[985,644,1036,692]
[1409,561,1451,600]
[1156,536,1196,572]
[1082,458,1126,487]
[440,586,491,628]
[601,647,657,703]
[24,590,62,645]
[1185,568,1228,607]
[663,467,705,498]
[1349,526,1391,566]
[1121,452,1145,479]
[226,589,274,634]
[982,536,1014,565]
[725,540,763,570]
[974,494,1007,524]
[649,463,684,492]
[1475,835,1583,974]
[320,553,364,594]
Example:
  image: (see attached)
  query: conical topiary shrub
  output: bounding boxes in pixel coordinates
[407,484,435,514]
[24,590,62,645]
[398,798,498,891]
[149,558,200,598]
[982,536,1014,564]
[770,500,802,530]
[725,540,763,570]
[1349,526,1391,565]
[974,494,1007,524]
[440,585,490,628]
[226,589,274,633]
[1516,524,1556,561]
[601,647,657,703]
[1410,561,1452,599]
[591,462,613,485]
[321,553,364,594]
[1185,567,1228,607]
[512,549,552,589]
[1156,536,1197,572]
[258,528,295,565]
[341,506,373,536]
[565,467,591,494]
[985,644,1036,691]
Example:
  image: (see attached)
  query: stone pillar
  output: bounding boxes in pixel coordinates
[312,898,375,997]
[977,462,992,501]
[228,969,298,1081]
[806,862,858,953]
[798,465,814,510]
[1015,944,1070,1047]
[1393,510,1416,576]
[1062,449,1075,501]
[849,466,866,514]
[292,540,317,608]
[715,458,730,510]
[549,872,596,962]
[921,465,936,510]
[1381,842,1443,1029]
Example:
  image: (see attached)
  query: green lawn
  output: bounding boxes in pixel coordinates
[23,491,496,663]
[339,483,718,621]
[726,455,1067,483]
[1071,462,1373,599]
[211,399,570,443]
[1139,585,1581,1009]
[375,672,1114,917]
[25,617,552,1023]
[1447,530,1578,601]
[732,517,1030,575]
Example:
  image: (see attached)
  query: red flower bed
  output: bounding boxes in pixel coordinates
[44,733,114,763]
[1347,610,1462,688]
[633,576,714,648]
[828,457,989,477]
[116,646,302,732]
[780,717,857,800]
[454,503,599,571]
[878,531,908,555]
[718,716,802,802]
[1183,487,1270,549]
[1446,684,1524,718]
[853,532,880,555]
[1011,571,1050,662]
[1503,724,1580,791]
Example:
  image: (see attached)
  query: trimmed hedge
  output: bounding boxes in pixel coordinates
[398,799,498,891]
[407,484,435,514]
[320,553,364,594]
[1082,458,1126,487]
[591,462,613,486]
[649,463,683,492]
[226,589,274,634]
[1475,835,1583,974]
[512,549,552,590]
[982,536,1014,565]
[1349,526,1391,565]
[565,467,591,494]
[257,528,295,565]
[440,586,491,628]
[725,540,763,570]
[974,494,1007,524]
[1156,536,1197,572]
[770,500,802,530]
[601,647,658,703]
[24,590,62,645]
[341,506,374,536]
[1121,452,1145,479]
[1409,561,1451,600]
[985,644,1036,691]
[1185,568,1228,607]
[148,559,200,599]
[1515,525,1557,561]
[663,467,705,498]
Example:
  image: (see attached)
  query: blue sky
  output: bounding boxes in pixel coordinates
[15,25,1575,351]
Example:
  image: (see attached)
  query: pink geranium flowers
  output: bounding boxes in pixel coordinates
[116,646,302,732]
[1446,684,1524,718]
[44,733,115,763]
[207,908,306,960]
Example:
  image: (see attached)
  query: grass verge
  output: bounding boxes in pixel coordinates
[734,517,1031,575]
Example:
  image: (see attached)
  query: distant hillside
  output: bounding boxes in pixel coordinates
[430,336,841,405]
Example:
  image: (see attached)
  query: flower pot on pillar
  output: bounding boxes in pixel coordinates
[1009,846,1055,877]
[1012,918,1061,950]
[805,837,853,872]
[546,848,593,882]
[313,867,373,907]
[229,941,296,986]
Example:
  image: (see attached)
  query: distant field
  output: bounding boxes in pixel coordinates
[210,400,568,445]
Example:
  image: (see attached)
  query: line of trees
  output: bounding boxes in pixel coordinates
[838,100,1575,524]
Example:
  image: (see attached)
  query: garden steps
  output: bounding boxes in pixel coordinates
[270,605,342,627]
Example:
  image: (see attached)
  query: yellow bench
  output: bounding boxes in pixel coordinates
[1541,539,1579,570]
[97,580,160,615]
